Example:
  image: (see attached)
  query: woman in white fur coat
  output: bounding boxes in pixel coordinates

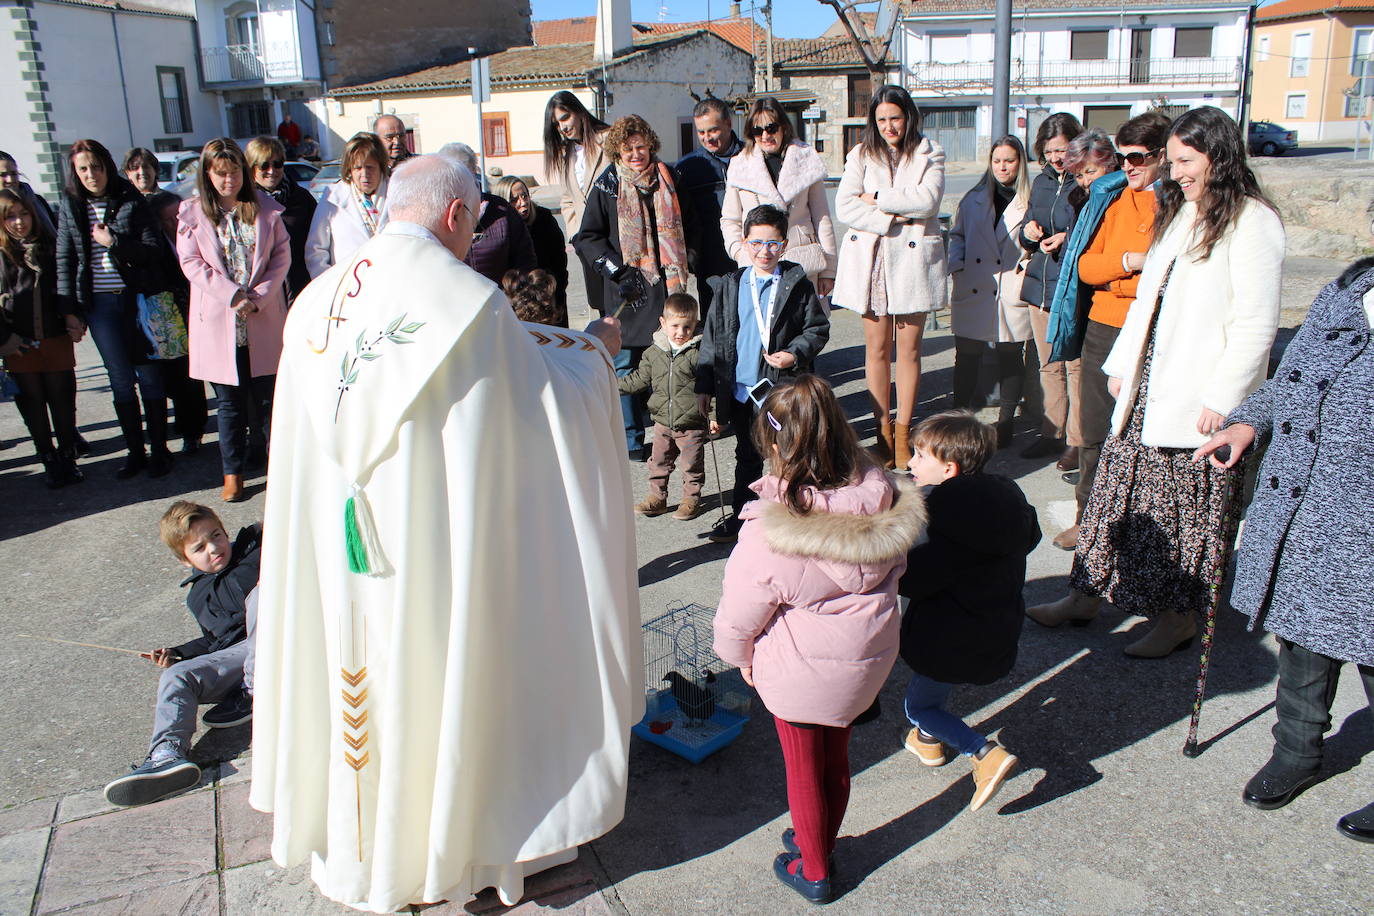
[719,96,836,294]
[832,85,947,470]
[305,133,389,278]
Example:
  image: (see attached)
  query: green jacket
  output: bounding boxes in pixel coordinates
[618,330,707,431]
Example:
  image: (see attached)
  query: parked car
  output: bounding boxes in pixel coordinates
[1248,121,1298,157]
[154,151,200,186]
[167,159,320,200]
[306,161,342,200]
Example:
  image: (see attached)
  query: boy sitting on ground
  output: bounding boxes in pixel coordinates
[103,501,261,807]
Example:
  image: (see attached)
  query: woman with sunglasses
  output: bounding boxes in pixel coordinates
[720,97,835,296]
[832,85,946,471]
[1051,108,1284,663]
[245,136,315,303]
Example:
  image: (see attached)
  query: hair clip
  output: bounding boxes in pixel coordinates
[766,411,782,431]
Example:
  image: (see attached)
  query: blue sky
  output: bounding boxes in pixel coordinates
[529,0,840,40]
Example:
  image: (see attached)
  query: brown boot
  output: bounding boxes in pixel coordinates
[894,422,912,472]
[903,727,948,767]
[635,494,669,516]
[1123,611,1197,658]
[221,474,246,503]
[672,496,701,520]
[1026,589,1102,627]
[969,741,1018,812]
[869,417,895,470]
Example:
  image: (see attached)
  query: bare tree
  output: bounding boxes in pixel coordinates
[815,0,902,83]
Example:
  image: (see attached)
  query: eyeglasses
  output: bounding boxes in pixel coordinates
[746,239,784,253]
[749,122,781,138]
[256,160,285,171]
[1118,149,1161,167]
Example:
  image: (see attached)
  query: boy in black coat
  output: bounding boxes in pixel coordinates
[899,411,1041,812]
[695,204,830,543]
[103,502,261,808]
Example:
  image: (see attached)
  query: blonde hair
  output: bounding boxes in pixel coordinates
[244,136,287,173]
[159,500,224,559]
[910,410,996,475]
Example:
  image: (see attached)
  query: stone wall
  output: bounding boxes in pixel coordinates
[1252,157,1374,260]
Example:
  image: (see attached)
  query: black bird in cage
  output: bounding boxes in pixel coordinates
[664,670,717,725]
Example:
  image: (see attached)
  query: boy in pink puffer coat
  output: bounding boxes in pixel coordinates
[714,375,926,905]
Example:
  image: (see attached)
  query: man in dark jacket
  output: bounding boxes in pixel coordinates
[103,503,261,807]
[898,411,1041,812]
[675,98,744,319]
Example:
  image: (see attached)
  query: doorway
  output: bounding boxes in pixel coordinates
[1130,28,1152,84]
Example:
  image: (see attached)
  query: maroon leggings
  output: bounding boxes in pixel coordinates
[774,717,852,881]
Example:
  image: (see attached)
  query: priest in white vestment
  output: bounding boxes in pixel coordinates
[249,154,643,913]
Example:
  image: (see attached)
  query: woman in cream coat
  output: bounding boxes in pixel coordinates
[544,91,609,312]
[305,132,388,278]
[948,135,1032,448]
[719,96,836,294]
[833,85,946,470]
[1067,107,1284,660]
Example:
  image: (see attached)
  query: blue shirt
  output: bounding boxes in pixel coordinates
[734,268,777,403]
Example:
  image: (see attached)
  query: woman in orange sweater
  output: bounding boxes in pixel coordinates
[1028,109,1173,630]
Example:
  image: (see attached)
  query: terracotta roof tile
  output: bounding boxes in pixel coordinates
[330,30,710,97]
[770,37,866,69]
[1256,0,1374,22]
[532,15,759,54]
[905,0,1247,12]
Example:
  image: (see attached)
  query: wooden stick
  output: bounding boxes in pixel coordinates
[17,634,144,656]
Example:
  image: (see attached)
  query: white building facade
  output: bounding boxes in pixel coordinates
[897,0,1254,160]
[1,0,221,199]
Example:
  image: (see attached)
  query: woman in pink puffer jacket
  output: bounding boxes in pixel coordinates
[713,375,926,904]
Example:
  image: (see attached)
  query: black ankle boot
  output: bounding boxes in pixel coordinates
[41,452,63,489]
[112,400,147,479]
[143,397,174,479]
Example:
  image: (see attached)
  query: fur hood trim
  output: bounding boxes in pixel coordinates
[727,141,828,208]
[651,329,702,352]
[759,475,927,565]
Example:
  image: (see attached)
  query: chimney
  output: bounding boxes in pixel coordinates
[594,0,633,63]
[729,2,741,17]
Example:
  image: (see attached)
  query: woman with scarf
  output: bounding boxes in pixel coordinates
[246,136,316,303]
[177,138,291,502]
[832,85,947,471]
[720,96,836,295]
[0,188,82,486]
[947,135,1032,449]
[305,132,387,278]
[573,114,696,460]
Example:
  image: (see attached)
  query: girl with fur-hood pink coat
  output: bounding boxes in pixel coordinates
[713,376,925,904]
[719,97,837,294]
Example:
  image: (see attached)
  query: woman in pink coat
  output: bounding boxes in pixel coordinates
[714,375,925,905]
[177,138,290,502]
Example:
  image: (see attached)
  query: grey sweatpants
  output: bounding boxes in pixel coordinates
[148,588,257,759]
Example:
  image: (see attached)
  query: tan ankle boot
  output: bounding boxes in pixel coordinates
[894,422,912,472]
[1124,611,1197,658]
[221,474,245,503]
[1026,589,1102,628]
[870,417,895,469]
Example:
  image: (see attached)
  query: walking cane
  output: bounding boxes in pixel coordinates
[707,430,729,528]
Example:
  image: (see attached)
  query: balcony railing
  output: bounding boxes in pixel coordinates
[907,56,1242,91]
[201,42,304,85]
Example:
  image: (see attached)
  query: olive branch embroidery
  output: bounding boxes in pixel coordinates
[335,313,425,421]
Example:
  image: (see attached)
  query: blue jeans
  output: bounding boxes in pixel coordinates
[86,291,164,403]
[210,347,274,476]
[613,345,650,453]
[903,674,987,757]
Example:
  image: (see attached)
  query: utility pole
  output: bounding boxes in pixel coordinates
[764,1,774,91]
[992,0,1011,138]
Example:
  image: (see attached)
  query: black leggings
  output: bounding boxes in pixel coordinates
[11,369,77,456]
[952,336,1025,422]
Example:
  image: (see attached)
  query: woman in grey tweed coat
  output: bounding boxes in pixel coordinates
[1197,220,1374,845]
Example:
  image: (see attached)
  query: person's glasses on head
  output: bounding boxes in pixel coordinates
[749,122,781,138]
[1118,149,1160,167]
[746,239,784,253]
